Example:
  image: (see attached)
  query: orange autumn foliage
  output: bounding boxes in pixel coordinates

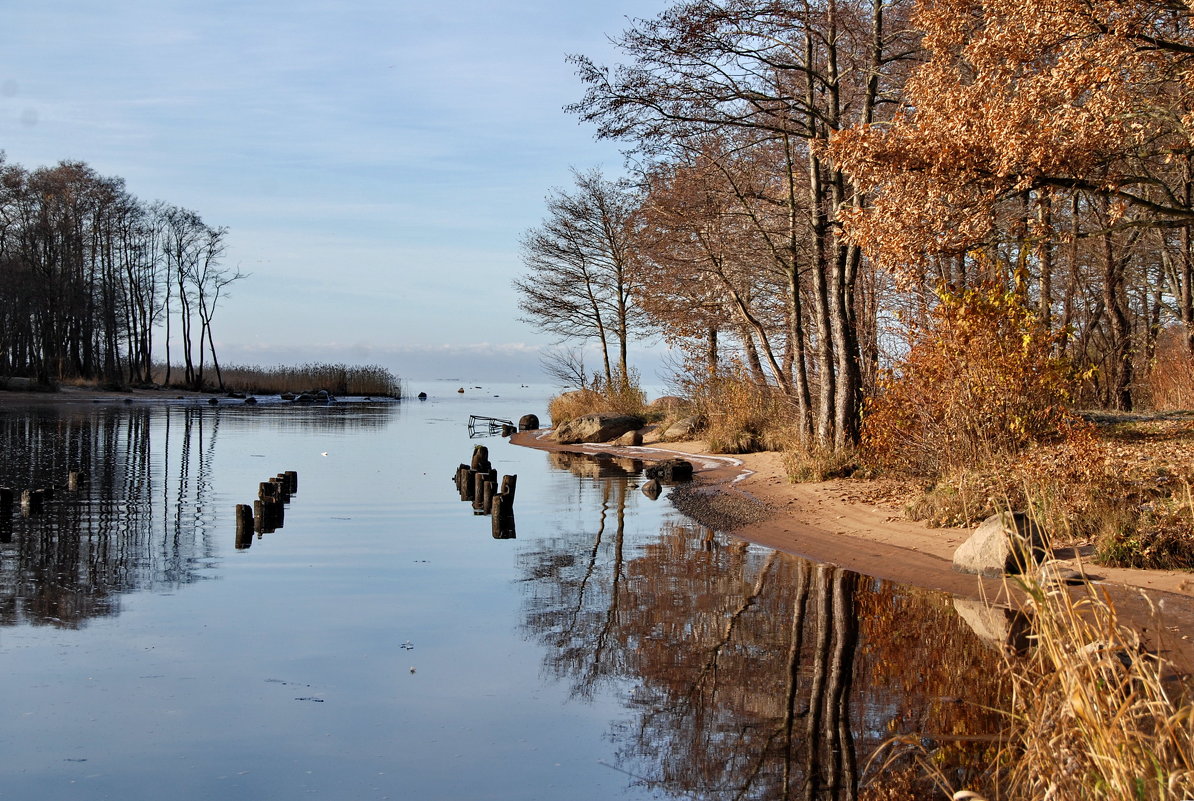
[863,282,1082,475]
[828,0,1194,276]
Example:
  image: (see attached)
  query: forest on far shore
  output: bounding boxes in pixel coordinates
[0,156,236,390]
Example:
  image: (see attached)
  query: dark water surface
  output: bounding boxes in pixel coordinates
[0,384,1000,800]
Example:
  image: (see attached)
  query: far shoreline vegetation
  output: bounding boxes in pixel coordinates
[0,362,404,399]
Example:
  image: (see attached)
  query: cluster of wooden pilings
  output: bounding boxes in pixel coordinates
[235,470,298,550]
[0,470,88,519]
[453,445,516,539]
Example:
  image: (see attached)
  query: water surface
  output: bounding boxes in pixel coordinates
[0,385,999,800]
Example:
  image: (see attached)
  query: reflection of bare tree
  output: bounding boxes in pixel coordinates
[520,504,1006,800]
[0,403,390,629]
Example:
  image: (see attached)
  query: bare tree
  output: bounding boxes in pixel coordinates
[514,168,646,388]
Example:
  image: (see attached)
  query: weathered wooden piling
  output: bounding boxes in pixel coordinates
[500,474,517,507]
[472,471,487,511]
[235,504,255,549]
[259,481,279,499]
[284,470,298,493]
[471,445,490,473]
[68,471,85,491]
[500,424,516,437]
[491,494,516,539]
[481,479,496,514]
[270,476,290,503]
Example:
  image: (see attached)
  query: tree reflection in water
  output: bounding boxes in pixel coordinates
[0,403,394,630]
[519,467,1006,800]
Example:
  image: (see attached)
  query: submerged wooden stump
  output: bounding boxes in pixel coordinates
[471,445,490,473]
[235,504,255,549]
[491,494,516,539]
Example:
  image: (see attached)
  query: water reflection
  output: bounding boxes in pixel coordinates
[519,465,1005,800]
[0,402,394,629]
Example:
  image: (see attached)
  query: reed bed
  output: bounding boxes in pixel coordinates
[156,363,403,397]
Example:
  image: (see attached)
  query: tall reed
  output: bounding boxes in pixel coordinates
[155,362,403,397]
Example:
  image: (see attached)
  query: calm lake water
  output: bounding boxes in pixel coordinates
[0,383,1001,800]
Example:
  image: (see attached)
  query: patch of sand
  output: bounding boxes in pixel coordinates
[512,430,1194,669]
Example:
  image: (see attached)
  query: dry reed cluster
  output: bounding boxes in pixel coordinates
[547,369,648,426]
[165,362,403,397]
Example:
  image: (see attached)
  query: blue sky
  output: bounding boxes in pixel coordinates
[0,0,665,384]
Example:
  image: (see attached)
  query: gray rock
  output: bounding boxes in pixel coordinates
[953,511,1046,577]
[552,414,644,444]
[613,429,643,446]
[663,416,703,440]
[1037,560,1089,586]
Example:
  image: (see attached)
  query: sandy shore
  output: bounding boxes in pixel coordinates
[511,429,1194,669]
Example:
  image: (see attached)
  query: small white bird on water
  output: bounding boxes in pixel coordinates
[320,451,329,457]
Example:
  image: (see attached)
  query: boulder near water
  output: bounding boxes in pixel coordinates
[953,511,1046,578]
[551,413,644,444]
[662,416,703,440]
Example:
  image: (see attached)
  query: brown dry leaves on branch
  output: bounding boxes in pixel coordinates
[828,0,1194,276]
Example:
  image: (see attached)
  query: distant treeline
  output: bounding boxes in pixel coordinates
[0,156,238,389]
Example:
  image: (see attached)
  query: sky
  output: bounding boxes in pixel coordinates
[0,0,668,385]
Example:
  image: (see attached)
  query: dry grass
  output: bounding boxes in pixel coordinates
[872,567,1194,801]
[974,573,1193,800]
[546,370,648,426]
[783,444,860,482]
[684,369,793,454]
[893,417,1194,569]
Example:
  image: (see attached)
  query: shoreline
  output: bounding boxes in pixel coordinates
[510,428,1194,670]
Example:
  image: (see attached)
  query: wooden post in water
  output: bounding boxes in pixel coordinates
[471,445,490,473]
[500,475,517,508]
[253,499,267,533]
[235,504,255,549]
[491,494,515,538]
[271,476,290,503]
[472,471,487,511]
[481,479,496,514]
[259,481,279,499]
[284,470,298,494]
[68,471,84,491]
[0,488,11,515]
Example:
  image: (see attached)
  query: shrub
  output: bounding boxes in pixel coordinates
[546,368,647,426]
[684,366,792,454]
[863,282,1081,476]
